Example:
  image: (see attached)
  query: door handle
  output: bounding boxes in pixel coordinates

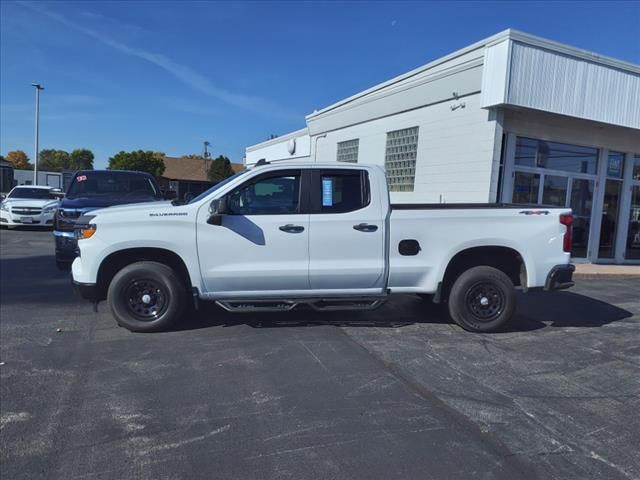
[353,223,378,232]
[279,224,305,233]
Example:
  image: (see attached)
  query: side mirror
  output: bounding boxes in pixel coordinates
[207,196,228,225]
[163,190,177,200]
[51,190,65,199]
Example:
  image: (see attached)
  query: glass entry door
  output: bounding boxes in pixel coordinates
[569,179,594,258]
[624,155,640,260]
[625,185,640,260]
[597,180,623,258]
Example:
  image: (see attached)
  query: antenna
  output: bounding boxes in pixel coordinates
[203,141,211,160]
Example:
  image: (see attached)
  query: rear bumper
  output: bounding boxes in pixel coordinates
[545,264,575,291]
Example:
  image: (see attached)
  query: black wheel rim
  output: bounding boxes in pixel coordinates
[124,279,168,321]
[464,281,505,322]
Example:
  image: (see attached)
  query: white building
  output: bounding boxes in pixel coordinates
[246,29,640,265]
[13,169,63,189]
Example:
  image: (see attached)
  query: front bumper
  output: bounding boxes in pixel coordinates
[73,280,98,302]
[545,264,575,291]
[1,210,55,226]
[54,230,79,262]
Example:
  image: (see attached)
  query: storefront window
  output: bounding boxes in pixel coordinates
[513,171,539,204]
[542,175,568,206]
[633,154,640,181]
[515,137,599,174]
[606,151,625,178]
[514,138,537,167]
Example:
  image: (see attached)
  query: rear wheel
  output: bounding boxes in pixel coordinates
[107,261,186,332]
[448,266,515,332]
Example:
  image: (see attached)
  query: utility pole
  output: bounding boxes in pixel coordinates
[32,83,44,185]
[203,141,211,177]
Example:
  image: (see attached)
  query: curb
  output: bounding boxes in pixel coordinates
[574,273,640,279]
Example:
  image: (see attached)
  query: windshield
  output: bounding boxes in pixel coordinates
[67,172,160,199]
[187,169,250,204]
[8,188,55,200]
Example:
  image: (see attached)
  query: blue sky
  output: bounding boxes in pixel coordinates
[1,1,639,169]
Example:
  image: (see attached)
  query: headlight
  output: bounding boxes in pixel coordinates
[43,205,57,214]
[76,224,97,240]
[0,202,8,212]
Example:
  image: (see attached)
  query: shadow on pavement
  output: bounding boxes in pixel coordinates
[0,226,53,232]
[174,290,633,333]
[1,250,633,333]
[0,255,77,306]
[515,289,634,329]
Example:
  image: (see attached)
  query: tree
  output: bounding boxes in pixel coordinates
[69,148,94,170]
[207,155,235,183]
[38,149,70,171]
[6,150,33,170]
[108,150,166,177]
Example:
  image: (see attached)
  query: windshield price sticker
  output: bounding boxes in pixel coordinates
[77,175,87,182]
[322,178,333,207]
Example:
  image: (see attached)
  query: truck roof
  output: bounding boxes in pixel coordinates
[251,161,378,170]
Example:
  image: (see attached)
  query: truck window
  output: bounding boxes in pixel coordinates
[317,170,369,213]
[228,172,301,215]
[67,172,159,199]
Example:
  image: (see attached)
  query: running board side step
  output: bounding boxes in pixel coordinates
[215,297,386,313]
[216,300,297,312]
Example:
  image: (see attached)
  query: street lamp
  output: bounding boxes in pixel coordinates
[32,83,44,185]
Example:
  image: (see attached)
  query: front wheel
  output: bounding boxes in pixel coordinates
[107,261,186,332]
[448,266,515,332]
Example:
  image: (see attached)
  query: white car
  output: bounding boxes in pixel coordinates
[0,185,61,228]
[72,162,574,333]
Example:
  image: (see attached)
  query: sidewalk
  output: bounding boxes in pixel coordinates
[574,263,640,278]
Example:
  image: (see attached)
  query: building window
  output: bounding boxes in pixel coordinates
[385,126,419,192]
[336,139,359,163]
[515,137,598,175]
[632,154,640,181]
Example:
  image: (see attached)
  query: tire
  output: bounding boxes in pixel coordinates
[447,266,515,333]
[107,261,186,332]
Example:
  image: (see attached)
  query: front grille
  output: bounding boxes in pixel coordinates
[12,207,42,215]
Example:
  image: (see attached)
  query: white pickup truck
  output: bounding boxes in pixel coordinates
[71,162,574,333]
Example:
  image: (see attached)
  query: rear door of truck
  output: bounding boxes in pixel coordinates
[307,167,386,291]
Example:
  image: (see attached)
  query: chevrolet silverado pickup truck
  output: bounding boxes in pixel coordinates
[71,162,574,333]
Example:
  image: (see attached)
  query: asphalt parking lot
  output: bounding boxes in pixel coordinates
[1,229,639,480]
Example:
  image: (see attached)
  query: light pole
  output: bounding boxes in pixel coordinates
[32,83,44,185]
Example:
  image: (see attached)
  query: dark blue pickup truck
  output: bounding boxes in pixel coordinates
[53,170,167,269]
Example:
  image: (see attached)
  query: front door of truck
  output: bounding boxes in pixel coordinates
[308,168,386,291]
[197,169,310,294]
